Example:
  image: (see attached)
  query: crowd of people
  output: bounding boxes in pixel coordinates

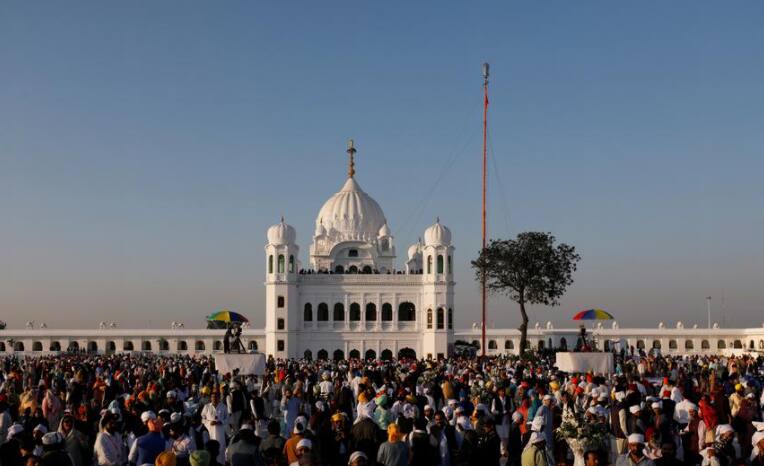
[0,350,763,466]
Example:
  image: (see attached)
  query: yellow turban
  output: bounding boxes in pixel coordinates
[358,392,368,403]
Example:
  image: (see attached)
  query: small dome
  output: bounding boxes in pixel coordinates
[314,220,326,237]
[267,218,296,245]
[378,222,392,238]
[423,218,451,246]
[407,242,421,260]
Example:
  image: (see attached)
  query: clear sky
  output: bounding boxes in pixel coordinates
[1,1,762,330]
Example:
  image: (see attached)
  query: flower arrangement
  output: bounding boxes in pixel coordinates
[555,410,610,450]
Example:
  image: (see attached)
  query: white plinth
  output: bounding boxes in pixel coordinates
[555,352,614,374]
[214,353,266,376]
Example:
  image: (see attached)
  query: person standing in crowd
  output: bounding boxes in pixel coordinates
[93,413,126,466]
[616,434,655,466]
[201,392,228,465]
[376,424,408,466]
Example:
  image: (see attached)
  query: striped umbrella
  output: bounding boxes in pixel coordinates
[207,309,249,323]
[572,308,614,320]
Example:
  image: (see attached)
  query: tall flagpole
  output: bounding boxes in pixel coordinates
[481,63,489,358]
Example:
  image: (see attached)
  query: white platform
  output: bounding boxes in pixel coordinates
[214,353,266,376]
[555,352,614,374]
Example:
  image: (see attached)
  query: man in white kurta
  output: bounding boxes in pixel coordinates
[201,392,228,465]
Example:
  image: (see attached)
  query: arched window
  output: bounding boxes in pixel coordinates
[86,341,97,352]
[195,341,205,351]
[365,349,376,360]
[333,303,345,321]
[437,307,445,329]
[362,265,372,273]
[333,349,344,361]
[505,340,514,349]
[669,340,677,349]
[106,341,116,352]
[277,255,285,273]
[248,340,258,351]
[604,340,611,351]
[437,255,444,273]
[488,340,497,350]
[448,308,453,329]
[49,341,61,351]
[348,265,358,273]
[537,340,545,350]
[68,341,80,352]
[701,340,710,349]
[350,303,361,321]
[685,340,694,350]
[365,303,377,321]
[303,349,312,360]
[177,341,188,351]
[560,337,568,350]
[717,340,726,349]
[318,303,329,321]
[472,340,481,349]
[13,341,24,352]
[335,265,344,273]
[268,255,273,274]
[398,302,416,321]
[382,303,393,321]
[289,255,294,273]
[653,340,662,349]
[398,348,416,359]
[317,349,328,360]
[636,340,645,349]
[733,340,742,349]
[759,340,764,350]
[304,303,313,321]
[427,256,432,274]
[0,342,5,352]
[427,309,433,329]
[277,318,285,330]
[277,296,285,308]
[380,349,393,361]
[750,340,755,350]
[32,341,43,352]
[213,340,222,351]
[349,349,360,359]
[123,341,133,351]
[142,341,152,351]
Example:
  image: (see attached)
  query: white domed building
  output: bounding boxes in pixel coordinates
[264,143,455,360]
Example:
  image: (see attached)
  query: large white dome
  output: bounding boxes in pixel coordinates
[316,177,387,241]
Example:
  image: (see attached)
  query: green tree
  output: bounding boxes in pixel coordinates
[472,232,581,354]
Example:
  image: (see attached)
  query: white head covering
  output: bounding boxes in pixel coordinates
[296,438,312,450]
[628,433,645,444]
[753,431,764,447]
[615,391,626,402]
[140,411,157,423]
[651,401,662,410]
[629,405,641,414]
[6,424,24,441]
[33,424,48,434]
[512,412,523,422]
[716,424,734,438]
[348,451,368,464]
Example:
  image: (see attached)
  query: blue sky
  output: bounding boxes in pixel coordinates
[1,1,762,329]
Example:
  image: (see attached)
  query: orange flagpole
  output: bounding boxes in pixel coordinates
[481,63,489,358]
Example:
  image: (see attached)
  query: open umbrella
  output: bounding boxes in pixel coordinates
[207,309,249,324]
[572,308,613,320]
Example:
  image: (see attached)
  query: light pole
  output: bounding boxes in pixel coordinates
[706,296,712,329]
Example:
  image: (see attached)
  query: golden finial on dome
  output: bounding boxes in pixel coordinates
[347,139,356,178]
